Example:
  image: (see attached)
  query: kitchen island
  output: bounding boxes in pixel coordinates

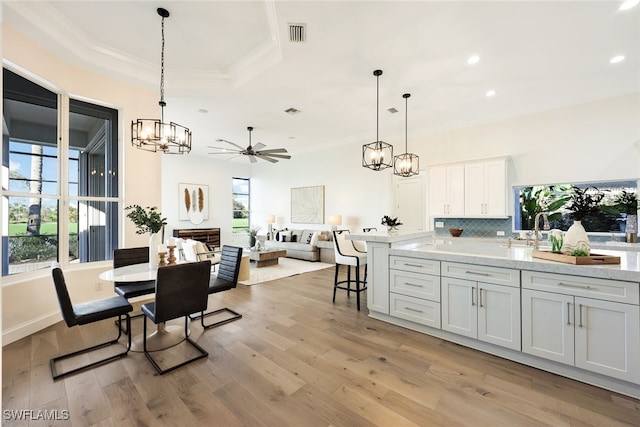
[350,232,640,399]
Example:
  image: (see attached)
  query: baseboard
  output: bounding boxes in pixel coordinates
[2,310,61,346]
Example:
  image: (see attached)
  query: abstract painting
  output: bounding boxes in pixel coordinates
[179,183,209,224]
[291,185,324,224]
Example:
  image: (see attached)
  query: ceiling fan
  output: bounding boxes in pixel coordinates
[208,126,291,163]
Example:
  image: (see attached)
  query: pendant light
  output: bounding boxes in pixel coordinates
[131,8,192,154]
[393,93,419,177]
[362,69,393,171]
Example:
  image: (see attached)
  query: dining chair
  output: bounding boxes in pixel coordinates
[113,247,156,333]
[50,262,133,380]
[333,230,368,310]
[141,261,211,375]
[189,245,243,329]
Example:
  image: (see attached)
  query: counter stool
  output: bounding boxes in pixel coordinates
[332,230,368,310]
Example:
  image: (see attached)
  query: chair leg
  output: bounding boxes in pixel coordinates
[355,266,361,311]
[346,267,351,298]
[50,314,131,380]
[115,311,144,334]
[143,316,209,375]
[188,307,242,330]
[333,263,339,303]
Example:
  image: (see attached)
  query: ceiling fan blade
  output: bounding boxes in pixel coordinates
[225,140,245,151]
[257,148,288,154]
[260,153,291,159]
[249,155,258,164]
[253,142,266,151]
[258,155,278,163]
[207,146,239,151]
[208,152,239,155]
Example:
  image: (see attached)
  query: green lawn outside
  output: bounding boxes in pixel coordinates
[9,222,78,236]
[232,217,249,233]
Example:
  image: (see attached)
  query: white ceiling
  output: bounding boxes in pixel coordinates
[4,1,640,160]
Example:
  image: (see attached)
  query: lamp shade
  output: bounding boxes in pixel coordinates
[266,215,276,224]
[328,215,343,226]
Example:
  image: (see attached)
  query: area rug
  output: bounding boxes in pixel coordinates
[238,257,333,286]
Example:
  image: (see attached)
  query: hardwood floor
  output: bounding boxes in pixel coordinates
[3,266,640,426]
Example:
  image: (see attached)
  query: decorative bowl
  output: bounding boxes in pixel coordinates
[449,228,464,237]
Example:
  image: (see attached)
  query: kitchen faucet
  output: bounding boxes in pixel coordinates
[533,212,550,250]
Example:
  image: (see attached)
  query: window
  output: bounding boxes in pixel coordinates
[514,180,637,233]
[2,68,119,276]
[232,177,250,233]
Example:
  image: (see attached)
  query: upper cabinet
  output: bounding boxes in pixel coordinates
[428,163,465,217]
[428,156,508,218]
[464,158,507,217]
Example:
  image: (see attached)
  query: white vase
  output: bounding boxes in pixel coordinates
[561,220,590,255]
[149,232,161,269]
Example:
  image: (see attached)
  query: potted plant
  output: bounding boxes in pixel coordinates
[381,215,402,234]
[562,186,603,254]
[125,205,167,268]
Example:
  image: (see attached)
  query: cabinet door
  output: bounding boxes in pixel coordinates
[483,159,506,216]
[464,162,485,216]
[446,164,465,216]
[441,277,477,338]
[574,297,640,383]
[522,289,574,365]
[428,166,448,216]
[478,283,521,351]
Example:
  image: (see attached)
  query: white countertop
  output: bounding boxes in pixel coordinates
[390,238,640,282]
[347,230,434,244]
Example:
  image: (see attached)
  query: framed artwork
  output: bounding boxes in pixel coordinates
[179,183,209,224]
[291,185,325,224]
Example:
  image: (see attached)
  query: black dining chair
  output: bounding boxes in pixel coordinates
[113,247,156,333]
[332,230,368,310]
[189,245,243,329]
[141,261,211,375]
[50,263,133,380]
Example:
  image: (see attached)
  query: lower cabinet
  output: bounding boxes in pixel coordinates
[389,256,441,328]
[522,287,640,383]
[441,277,521,351]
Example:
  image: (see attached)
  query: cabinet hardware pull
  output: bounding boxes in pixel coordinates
[405,307,423,313]
[404,282,423,288]
[579,304,584,328]
[479,288,484,308]
[557,282,593,290]
[471,288,476,306]
[465,271,490,276]
[404,263,424,268]
[567,302,571,325]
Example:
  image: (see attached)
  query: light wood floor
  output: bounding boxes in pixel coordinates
[3,267,640,426]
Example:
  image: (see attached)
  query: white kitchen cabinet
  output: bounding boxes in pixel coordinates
[428,163,464,217]
[522,271,640,383]
[389,256,441,328]
[464,158,507,217]
[442,263,521,351]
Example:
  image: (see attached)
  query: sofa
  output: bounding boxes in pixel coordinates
[264,229,324,262]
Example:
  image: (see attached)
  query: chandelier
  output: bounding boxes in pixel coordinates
[393,93,419,177]
[131,8,192,154]
[362,69,393,170]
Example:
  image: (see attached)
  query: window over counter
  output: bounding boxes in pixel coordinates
[2,68,119,276]
[232,177,250,233]
[513,180,637,233]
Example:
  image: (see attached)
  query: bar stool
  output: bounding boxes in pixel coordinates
[332,230,368,310]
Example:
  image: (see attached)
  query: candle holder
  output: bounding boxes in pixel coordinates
[167,245,177,265]
[158,251,168,266]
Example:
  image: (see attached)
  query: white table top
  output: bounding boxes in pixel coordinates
[99,263,157,282]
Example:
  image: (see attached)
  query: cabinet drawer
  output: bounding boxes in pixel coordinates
[390,256,440,275]
[390,270,440,302]
[390,293,441,328]
[522,271,640,305]
[442,262,520,288]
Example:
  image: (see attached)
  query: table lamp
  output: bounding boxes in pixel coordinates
[266,214,276,240]
[328,214,343,231]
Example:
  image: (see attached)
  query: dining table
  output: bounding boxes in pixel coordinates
[99,261,200,352]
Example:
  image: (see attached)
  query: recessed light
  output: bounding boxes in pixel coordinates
[485,89,496,97]
[610,55,626,64]
[619,0,639,11]
[467,55,480,65]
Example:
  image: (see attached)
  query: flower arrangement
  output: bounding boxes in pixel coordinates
[381,215,403,228]
[248,226,261,238]
[125,205,167,235]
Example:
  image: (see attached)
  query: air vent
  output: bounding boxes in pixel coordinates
[289,24,306,43]
[387,107,399,114]
[285,107,301,115]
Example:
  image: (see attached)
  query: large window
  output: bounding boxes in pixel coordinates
[514,180,637,233]
[2,68,119,276]
[232,177,250,233]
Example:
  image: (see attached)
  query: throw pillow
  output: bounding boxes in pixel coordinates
[310,231,319,246]
[300,230,314,244]
[279,230,292,242]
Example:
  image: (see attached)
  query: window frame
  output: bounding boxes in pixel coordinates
[231,177,250,234]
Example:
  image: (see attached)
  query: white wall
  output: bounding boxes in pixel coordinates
[2,25,163,343]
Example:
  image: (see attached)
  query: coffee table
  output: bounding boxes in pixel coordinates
[248,248,286,267]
